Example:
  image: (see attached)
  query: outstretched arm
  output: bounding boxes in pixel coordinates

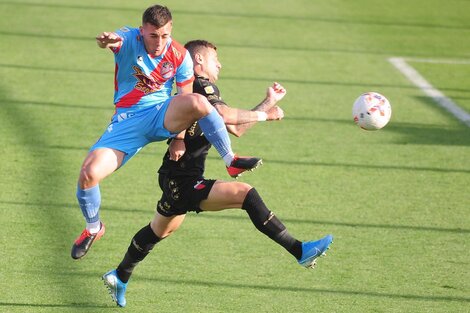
[217,82,286,137]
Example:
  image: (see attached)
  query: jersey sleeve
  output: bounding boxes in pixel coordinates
[111,26,136,55]
[175,50,195,87]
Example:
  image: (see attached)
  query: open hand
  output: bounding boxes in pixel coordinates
[168,139,186,161]
[96,32,122,48]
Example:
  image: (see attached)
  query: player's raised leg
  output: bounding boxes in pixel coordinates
[71,148,124,259]
[201,182,333,268]
[164,94,262,178]
[201,183,303,259]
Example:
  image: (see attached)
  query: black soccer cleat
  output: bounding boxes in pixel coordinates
[226,156,262,178]
[71,223,105,260]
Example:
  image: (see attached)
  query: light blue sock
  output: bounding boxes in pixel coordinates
[198,109,234,165]
[76,185,101,223]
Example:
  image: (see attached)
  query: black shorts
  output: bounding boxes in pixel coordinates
[156,173,216,217]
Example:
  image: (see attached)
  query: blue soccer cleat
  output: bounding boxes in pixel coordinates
[298,234,333,269]
[102,269,128,307]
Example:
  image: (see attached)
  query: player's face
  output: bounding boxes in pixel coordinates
[140,22,172,57]
[201,47,222,83]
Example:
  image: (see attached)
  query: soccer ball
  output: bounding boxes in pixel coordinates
[352,92,392,130]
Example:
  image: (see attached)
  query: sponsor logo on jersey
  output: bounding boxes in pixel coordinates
[187,121,198,136]
[207,95,220,102]
[120,27,130,32]
[132,65,163,94]
[171,46,181,59]
[117,112,135,122]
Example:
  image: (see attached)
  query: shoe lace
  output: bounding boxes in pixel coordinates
[75,228,92,244]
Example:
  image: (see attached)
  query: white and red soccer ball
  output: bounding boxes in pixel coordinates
[352,92,392,130]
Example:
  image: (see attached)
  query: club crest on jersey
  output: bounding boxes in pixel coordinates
[161,62,174,79]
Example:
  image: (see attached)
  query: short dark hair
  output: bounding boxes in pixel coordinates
[184,40,217,58]
[142,5,172,28]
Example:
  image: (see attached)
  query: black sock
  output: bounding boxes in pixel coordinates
[116,224,161,283]
[242,188,302,259]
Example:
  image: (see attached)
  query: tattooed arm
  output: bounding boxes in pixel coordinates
[216,82,286,137]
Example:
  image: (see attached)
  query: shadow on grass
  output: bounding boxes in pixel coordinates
[265,157,470,174]
[415,94,470,122]
[0,62,109,75]
[4,97,470,149]
[5,99,108,111]
[195,213,470,234]
[386,123,470,146]
[223,75,470,94]
[136,276,470,303]
[0,88,101,304]
[2,1,469,31]
[0,302,110,309]
[1,200,468,234]
[0,61,413,89]
[48,270,470,304]
[1,62,469,95]
[5,141,469,174]
[1,30,468,59]
[381,95,470,146]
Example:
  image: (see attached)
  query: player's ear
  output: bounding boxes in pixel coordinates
[194,52,203,64]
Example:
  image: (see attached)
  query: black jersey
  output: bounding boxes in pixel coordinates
[157,76,227,177]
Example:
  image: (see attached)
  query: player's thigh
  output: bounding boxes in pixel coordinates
[164,94,210,133]
[200,180,252,211]
[150,211,186,238]
[79,148,124,186]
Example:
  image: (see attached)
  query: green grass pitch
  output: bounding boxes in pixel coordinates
[0,1,469,312]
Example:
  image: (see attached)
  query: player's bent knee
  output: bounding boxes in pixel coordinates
[189,93,212,115]
[79,164,104,187]
[235,183,253,204]
[238,183,252,195]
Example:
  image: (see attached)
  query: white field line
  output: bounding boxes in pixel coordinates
[404,58,470,65]
[388,57,470,127]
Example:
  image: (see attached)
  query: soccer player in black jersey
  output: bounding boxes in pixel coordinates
[102,40,333,307]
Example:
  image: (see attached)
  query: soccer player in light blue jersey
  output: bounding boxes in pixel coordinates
[71,4,262,260]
